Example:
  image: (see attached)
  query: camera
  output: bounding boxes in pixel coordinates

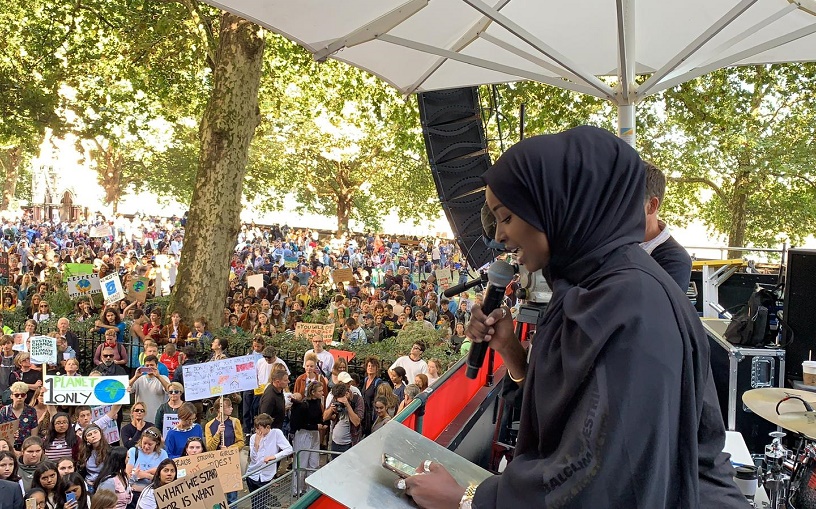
[332,401,346,414]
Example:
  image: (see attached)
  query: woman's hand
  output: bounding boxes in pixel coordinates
[465,304,516,356]
[217,423,225,434]
[403,462,465,509]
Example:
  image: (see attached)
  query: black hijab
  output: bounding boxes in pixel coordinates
[475,126,744,508]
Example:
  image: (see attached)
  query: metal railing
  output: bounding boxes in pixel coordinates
[291,448,341,498]
[230,462,296,509]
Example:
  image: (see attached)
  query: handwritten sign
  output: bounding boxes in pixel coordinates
[331,268,354,283]
[89,225,111,238]
[0,421,18,445]
[163,414,180,439]
[246,273,264,291]
[155,468,227,509]
[92,406,120,444]
[44,375,130,406]
[67,274,102,298]
[30,336,57,365]
[62,263,94,282]
[182,356,258,401]
[100,273,125,304]
[294,322,335,341]
[435,268,453,289]
[172,448,242,493]
[126,276,149,303]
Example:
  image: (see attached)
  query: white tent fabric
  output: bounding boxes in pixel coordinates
[204,0,816,143]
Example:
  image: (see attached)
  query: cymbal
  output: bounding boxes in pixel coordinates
[743,388,816,439]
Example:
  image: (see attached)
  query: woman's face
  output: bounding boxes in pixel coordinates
[429,361,440,376]
[53,416,70,434]
[131,405,146,421]
[25,321,36,333]
[0,457,14,478]
[58,461,75,476]
[39,468,58,490]
[258,313,267,324]
[80,301,90,311]
[84,428,101,446]
[389,370,400,385]
[169,389,181,402]
[485,186,551,272]
[375,401,387,417]
[28,491,46,508]
[160,464,177,485]
[366,362,377,375]
[0,441,8,452]
[141,437,157,454]
[314,385,325,400]
[23,444,43,465]
[185,440,203,455]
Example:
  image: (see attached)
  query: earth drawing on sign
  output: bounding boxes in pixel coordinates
[94,379,126,404]
[77,279,92,293]
[132,280,146,292]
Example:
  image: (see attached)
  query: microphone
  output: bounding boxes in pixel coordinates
[442,275,487,298]
[466,260,516,379]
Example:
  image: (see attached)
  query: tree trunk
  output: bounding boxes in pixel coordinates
[170,12,264,331]
[727,165,751,259]
[0,147,23,211]
[93,140,125,212]
[336,192,352,237]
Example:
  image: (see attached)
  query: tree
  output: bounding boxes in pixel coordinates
[170,11,265,329]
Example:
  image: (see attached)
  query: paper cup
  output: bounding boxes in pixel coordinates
[803,361,816,386]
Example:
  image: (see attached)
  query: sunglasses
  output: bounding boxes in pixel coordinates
[12,393,26,398]
[102,354,114,358]
[144,429,160,439]
[132,408,145,413]
[168,390,181,394]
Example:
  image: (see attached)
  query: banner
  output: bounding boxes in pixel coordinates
[294,322,335,341]
[172,448,242,493]
[43,375,130,406]
[0,421,18,445]
[162,414,180,438]
[155,468,227,509]
[246,273,264,291]
[67,274,102,298]
[62,263,94,282]
[30,336,57,365]
[331,268,354,283]
[89,225,111,238]
[92,405,120,444]
[100,273,125,304]
[283,255,299,268]
[435,268,453,289]
[182,356,258,401]
[126,276,149,303]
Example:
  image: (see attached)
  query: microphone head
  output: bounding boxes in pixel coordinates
[487,260,516,287]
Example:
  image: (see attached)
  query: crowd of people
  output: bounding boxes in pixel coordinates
[0,213,484,508]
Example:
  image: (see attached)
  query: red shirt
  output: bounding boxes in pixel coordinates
[160,352,180,380]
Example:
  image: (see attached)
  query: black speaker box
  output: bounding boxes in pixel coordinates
[783,248,816,379]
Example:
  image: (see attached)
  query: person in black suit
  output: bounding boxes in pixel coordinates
[0,478,23,509]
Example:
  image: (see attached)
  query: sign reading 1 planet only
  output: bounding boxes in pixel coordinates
[43,375,130,406]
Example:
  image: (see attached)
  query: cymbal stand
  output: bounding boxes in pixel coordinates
[763,431,790,509]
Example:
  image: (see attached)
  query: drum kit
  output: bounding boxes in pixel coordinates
[742,388,816,508]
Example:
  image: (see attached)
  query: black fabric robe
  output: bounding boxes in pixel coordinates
[474,126,747,508]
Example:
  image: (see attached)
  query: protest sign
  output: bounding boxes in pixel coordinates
[155,468,227,509]
[89,225,111,238]
[62,263,94,282]
[67,274,102,297]
[283,255,299,268]
[44,375,130,406]
[30,336,57,365]
[435,268,453,289]
[126,276,149,303]
[163,414,180,438]
[246,273,264,291]
[182,356,257,401]
[294,322,335,341]
[0,421,18,445]
[173,448,242,493]
[92,405,120,444]
[11,332,28,352]
[0,252,8,283]
[331,268,354,283]
[100,273,125,304]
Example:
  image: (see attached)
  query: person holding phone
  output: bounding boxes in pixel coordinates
[127,357,169,427]
[133,458,176,509]
[58,472,91,509]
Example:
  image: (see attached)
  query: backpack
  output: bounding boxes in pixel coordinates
[724,283,783,347]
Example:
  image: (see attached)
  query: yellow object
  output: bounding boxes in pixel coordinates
[691,259,746,269]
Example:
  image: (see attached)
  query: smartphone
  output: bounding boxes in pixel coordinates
[67,492,76,504]
[382,453,417,479]
[26,499,36,509]
[138,367,150,375]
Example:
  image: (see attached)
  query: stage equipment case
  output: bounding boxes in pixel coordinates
[702,318,785,454]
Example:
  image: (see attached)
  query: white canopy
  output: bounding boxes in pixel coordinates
[205,0,816,143]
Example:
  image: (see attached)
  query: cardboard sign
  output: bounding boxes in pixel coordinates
[89,225,111,238]
[126,276,149,303]
[62,263,94,282]
[172,448,242,493]
[246,273,264,291]
[44,375,130,406]
[0,421,18,445]
[294,322,335,341]
[92,406,121,444]
[163,414,180,438]
[435,268,453,289]
[331,268,354,283]
[155,468,227,509]
[30,336,57,365]
[182,356,258,401]
[100,273,125,304]
[67,274,102,297]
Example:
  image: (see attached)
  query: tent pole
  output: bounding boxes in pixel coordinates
[616,0,636,146]
[618,103,636,147]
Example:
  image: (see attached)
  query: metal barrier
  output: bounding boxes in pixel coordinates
[230,467,295,509]
[292,448,341,498]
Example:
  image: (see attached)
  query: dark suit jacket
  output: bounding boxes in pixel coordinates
[0,478,23,509]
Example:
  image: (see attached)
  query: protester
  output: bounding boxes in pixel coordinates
[59,472,92,509]
[246,413,292,508]
[163,403,202,459]
[0,381,38,449]
[290,382,326,497]
[133,458,176,509]
[125,427,166,503]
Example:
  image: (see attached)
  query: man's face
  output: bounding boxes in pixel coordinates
[273,376,289,390]
[410,344,424,361]
[57,319,69,333]
[101,349,115,365]
[311,337,324,351]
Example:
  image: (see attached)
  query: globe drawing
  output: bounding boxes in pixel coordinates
[132,280,146,292]
[77,279,92,293]
[94,379,126,404]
